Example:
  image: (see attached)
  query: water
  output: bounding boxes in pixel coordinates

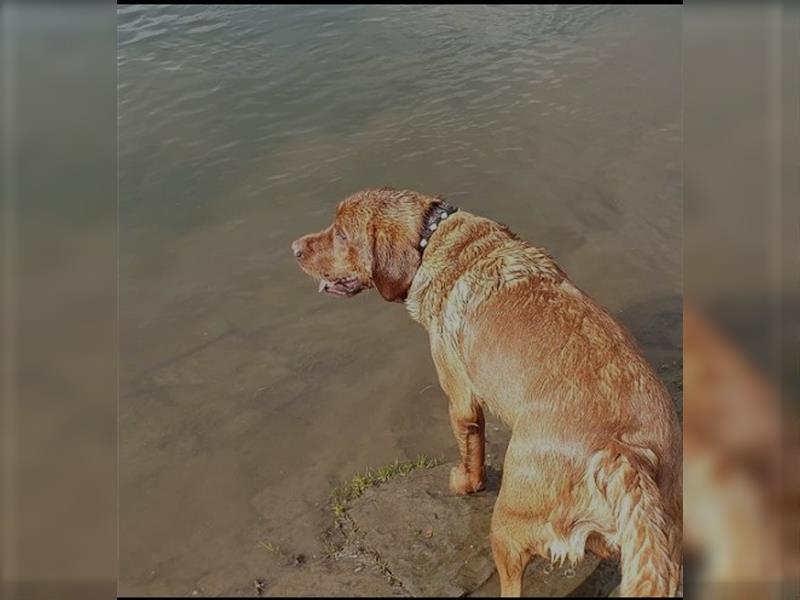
[118,5,681,595]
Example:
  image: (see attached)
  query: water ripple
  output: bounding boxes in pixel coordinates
[118,2,681,269]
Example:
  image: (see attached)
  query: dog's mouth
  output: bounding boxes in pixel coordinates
[317,276,365,297]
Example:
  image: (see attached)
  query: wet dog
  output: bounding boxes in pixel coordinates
[292,188,682,596]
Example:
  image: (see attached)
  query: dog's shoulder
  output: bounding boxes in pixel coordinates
[407,211,571,327]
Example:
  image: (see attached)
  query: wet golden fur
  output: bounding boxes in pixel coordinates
[293,188,682,596]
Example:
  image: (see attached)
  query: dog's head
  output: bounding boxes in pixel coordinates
[291,188,437,302]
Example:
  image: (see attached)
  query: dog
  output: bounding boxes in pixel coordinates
[292,188,682,596]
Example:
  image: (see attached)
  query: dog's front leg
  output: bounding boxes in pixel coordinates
[448,399,486,494]
[432,343,486,494]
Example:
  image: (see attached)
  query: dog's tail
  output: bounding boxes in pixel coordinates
[593,446,682,596]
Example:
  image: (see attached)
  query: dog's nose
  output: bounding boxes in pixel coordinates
[291,238,305,259]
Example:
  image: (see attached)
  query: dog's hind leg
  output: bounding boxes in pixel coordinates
[489,430,586,598]
[490,504,532,597]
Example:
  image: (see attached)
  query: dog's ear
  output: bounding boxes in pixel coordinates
[371,225,420,303]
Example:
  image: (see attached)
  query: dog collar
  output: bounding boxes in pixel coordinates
[419,200,458,252]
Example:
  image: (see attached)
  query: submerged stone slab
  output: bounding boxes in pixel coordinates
[264,557,402,598]
[346,464,498,597]
[471,556,618,597]
[253,460,620,597]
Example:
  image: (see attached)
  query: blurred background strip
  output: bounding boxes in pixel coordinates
[684,1,799,599]
[1,2,117,599]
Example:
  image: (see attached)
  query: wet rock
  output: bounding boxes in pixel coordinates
[265,460,623,597]
[471,556,619,597]
[253,578,266,596]
[344,464,499,596]
[264,557,402,597]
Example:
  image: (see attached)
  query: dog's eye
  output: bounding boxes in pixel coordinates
[336,229,347,242]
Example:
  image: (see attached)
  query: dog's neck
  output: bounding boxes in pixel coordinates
[418,200,459,253]
[407,209,476,329]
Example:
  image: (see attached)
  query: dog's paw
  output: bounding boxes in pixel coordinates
[449,465,485,495]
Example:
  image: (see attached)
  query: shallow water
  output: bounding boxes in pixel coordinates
[118,5,681,595]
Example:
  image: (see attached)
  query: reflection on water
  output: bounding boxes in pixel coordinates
[118,5,681,595]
